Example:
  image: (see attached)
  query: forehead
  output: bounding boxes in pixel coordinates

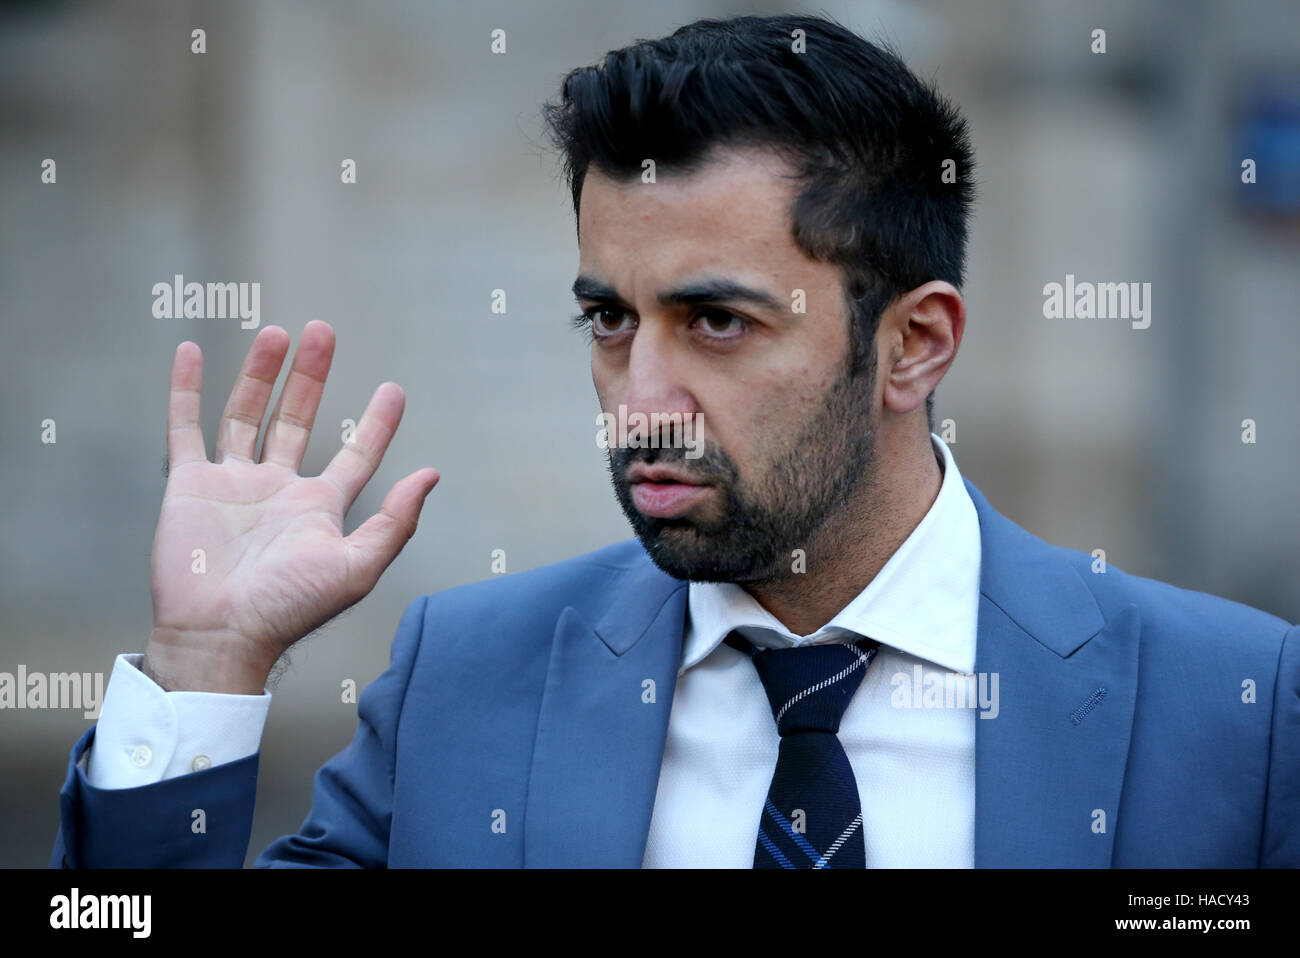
[576,146,805,280]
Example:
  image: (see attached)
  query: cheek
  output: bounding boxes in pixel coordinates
[589,358,619,408]
[759,364,829,420]
[759,367,848,456]
[711,378,811,464]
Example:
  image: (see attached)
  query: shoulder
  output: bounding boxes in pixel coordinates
[1060,545,1292,656]
[1012,523,1296,680]
[966,476,1293,661]
[404,538,681,658]
[428,537,661,615]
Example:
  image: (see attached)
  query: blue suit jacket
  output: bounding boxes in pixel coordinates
[50,479,1300,867]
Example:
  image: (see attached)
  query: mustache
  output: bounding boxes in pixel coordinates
[608,441,735,484]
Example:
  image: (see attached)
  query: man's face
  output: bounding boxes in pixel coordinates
[575,146,882,584]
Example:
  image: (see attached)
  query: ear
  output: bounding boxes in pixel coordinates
[880,281,965,416]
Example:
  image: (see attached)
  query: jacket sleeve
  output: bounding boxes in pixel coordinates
[1261,623,1300,867]
[50,595,429,869]
[254,595,428,868]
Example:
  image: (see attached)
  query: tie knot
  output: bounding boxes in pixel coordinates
[726,631,880,735]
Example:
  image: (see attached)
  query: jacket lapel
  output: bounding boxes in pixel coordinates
[523,559,687,866]
[966,479,1140,866]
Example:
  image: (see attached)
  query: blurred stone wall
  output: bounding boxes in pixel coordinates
[2,0,1296,865]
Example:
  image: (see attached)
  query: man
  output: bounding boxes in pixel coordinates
[51,14,1298,868]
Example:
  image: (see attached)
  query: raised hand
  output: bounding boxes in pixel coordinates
[143,321,439,693]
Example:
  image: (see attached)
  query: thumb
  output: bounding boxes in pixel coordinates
[345,467,440,591]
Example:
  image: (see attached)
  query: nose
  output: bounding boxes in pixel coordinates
[618,319,700,450]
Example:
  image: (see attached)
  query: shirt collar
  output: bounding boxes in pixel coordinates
[681,433,981,676]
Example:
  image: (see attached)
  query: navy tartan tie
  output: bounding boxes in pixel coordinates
[726,631,881,869]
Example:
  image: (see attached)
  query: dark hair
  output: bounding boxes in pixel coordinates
[543,14,975,433]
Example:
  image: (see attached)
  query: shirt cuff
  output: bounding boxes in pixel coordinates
[86,652,272,790]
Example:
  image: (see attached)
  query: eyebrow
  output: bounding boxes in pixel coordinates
[571,274,785,314]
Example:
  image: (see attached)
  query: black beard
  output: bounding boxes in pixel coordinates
[606,360,878,584]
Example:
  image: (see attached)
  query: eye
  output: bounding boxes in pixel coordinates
[692,308,749,338]
[580,307,636,339]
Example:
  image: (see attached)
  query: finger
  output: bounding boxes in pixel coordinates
[259,320,336,470]
[344,468,440,592]
[320,382,406,510]
[167,341,207,468]
[214,326,291,463]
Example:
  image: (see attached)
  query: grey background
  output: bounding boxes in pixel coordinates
[2,0,1297,866]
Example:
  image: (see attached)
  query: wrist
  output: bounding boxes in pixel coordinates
[143,628,274,694]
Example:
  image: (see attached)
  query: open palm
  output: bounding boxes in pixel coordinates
[146,322,439,691]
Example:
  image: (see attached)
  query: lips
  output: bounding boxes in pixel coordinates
[626,464,705,485]
[628,468,711,518]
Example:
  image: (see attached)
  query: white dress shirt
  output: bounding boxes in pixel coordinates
[85,651,269,786]
[88,434,981,868]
